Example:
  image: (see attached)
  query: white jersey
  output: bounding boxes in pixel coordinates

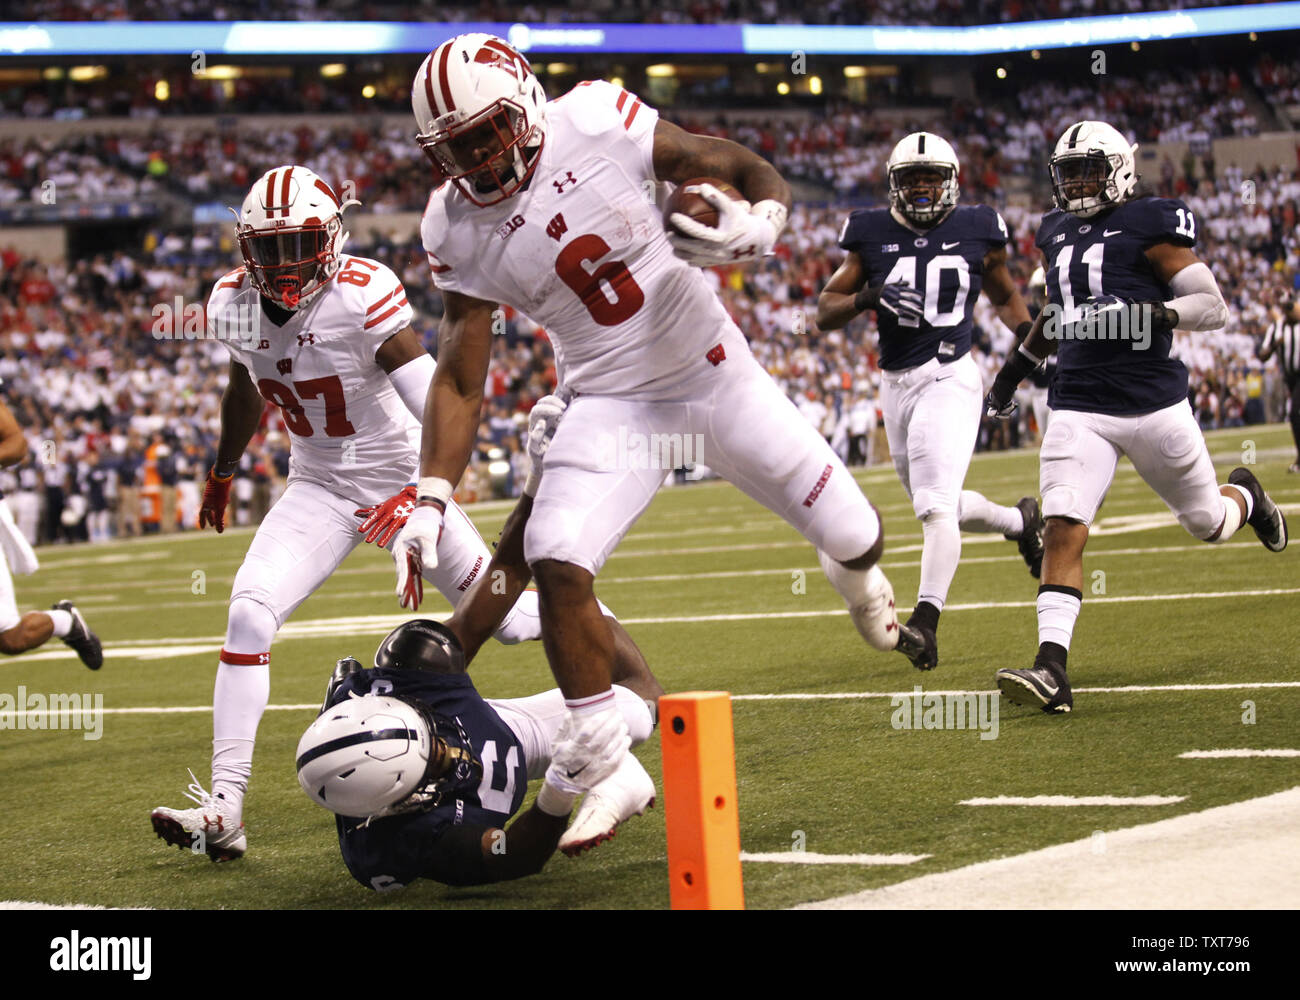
[207,256,420,504]
[421,79,745,399]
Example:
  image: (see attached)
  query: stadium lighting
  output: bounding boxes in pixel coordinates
[154,79,169,101]
[67,65,106,81]
[842,65,866,78]
[809,74,823,94]
[3,5,1299,56]
[776,81,790,95]
[361,84,376,98]
[646,63,675,77]
[193,65,240,80]
[319,63,346,77]
[995,66,1007,79]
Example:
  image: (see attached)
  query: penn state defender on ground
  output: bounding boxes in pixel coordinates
[818,132,1044,670]
[985,120,1288,713]
[384,33,919,838]
[298,472,662,888]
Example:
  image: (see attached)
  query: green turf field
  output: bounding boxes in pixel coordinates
[1,425,1297,909]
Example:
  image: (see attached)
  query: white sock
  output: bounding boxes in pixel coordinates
[917,511,961,611]
[46,609,73,638]
[818,550,899,651]
[1207,493,1245,543]
[211,659,270,818]
[1225,483,1253,521]
[958,490,1024,536]
[1037,586,1082,651]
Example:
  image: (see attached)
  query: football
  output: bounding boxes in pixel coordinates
[663,177,744,234]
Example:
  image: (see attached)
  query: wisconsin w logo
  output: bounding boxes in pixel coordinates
[546,212,568,242]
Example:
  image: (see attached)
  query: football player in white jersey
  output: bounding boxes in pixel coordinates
[385,33,923,837]
[150,164,557,861]
[818,132,1044,670]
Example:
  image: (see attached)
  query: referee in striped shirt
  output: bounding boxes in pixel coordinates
[1258,298,1300,473]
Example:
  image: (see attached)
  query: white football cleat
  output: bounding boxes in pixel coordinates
[558,752,655,858]
[151,770,247,862]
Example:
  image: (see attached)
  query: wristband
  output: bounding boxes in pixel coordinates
[1016,343,1045,367]
[1014,321,1033,342]
[212,463,237,480]
[522,466,542,498]
[416,476,454,508]
[536,780,578,817]
[853,286,879,314]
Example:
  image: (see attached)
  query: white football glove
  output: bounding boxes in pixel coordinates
[668,184,787,267]
[527,390,571,467]
[543,703,631,796]
[523,389,572,497]
[392,504,444,611]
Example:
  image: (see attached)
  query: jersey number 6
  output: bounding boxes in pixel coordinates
[555,233,645,326]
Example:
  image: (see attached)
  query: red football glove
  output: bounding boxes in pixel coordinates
[354,485,418,548]
[199,467,235,533]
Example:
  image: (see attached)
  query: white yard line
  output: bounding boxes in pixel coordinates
[1179,749,1300,759]
[6,680,1298,720]
[959,795,1185,806]
[797,786,1300,909]
[0,901,152,910]
[740,852,929,865]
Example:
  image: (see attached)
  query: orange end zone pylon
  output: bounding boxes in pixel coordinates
[660,691,744,910]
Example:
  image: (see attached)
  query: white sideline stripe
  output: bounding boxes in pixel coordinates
[798,786,1300,910]
[8,681,1298,719]
[1179,749,1300,759]
[740,852,929,865]
[960,795,1185,807]
[734,681,1300,701]
[0,900,153,910]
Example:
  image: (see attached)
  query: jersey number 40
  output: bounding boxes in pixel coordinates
[882,255,972,329]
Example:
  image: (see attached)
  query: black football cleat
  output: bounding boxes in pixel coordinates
[53,600,102,670]
[1007,496,1044,578]
[996,661,1072,713]
[1228,468,1288,552]
[896,623,938,671]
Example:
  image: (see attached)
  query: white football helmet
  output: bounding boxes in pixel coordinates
[296,695,438,819]
[234,165,359,311]
[411,32,548,207]
[886,132,960,225]
[1049,120,1138,218]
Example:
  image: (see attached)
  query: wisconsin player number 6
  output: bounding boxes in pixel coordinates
[555,233,645,326]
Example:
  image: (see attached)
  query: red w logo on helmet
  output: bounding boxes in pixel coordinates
[474,39,531,80]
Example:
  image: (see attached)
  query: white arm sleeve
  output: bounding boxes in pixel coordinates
[387,352,436,422]
[1164,261,1228,332]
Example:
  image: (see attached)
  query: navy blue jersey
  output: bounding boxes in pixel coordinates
[1035,196,1197,415]
[328,668,528,891]
[838,204,1009,370]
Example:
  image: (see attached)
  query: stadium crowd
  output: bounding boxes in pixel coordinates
[2,55,1280,219]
